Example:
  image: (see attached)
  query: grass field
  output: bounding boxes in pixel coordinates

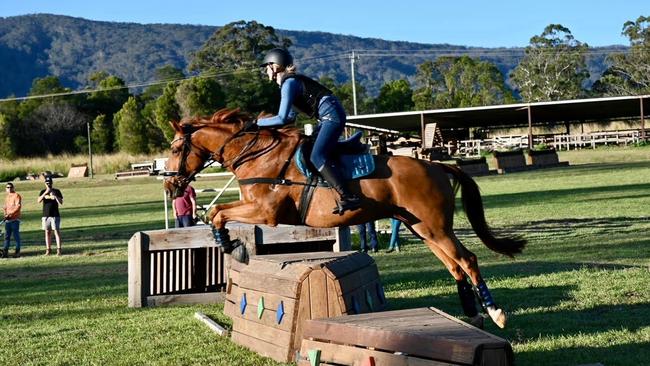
[1,146,649,366]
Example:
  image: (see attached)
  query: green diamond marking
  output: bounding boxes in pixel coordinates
[257,297,265,319]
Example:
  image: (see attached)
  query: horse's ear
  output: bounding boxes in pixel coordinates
[222,108,241,121]
[170,120,182,132]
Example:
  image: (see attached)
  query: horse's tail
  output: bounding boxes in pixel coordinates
[439,163,526,257]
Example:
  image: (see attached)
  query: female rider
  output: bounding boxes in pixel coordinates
[258,48,361,214]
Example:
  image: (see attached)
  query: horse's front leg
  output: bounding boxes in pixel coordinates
[205,200,244,223]
[209,202,278,263]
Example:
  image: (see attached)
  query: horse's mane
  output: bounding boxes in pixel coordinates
[180,108,251,128]
[179,107,302,138]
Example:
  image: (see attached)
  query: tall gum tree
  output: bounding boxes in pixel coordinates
[511,24,590,102]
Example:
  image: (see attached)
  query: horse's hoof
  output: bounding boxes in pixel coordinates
[230,243,248,264]
[487,306,507,329]
[468,314,485,329]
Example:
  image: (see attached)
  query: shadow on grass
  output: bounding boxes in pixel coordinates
[517,340,650,366]
[380,259,644,294]
[14,220,165,251]
[483,182,650,209]
[385,286,650,365]
[0,261,126,307]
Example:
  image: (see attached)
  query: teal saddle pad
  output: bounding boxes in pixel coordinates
[294,144,375,180]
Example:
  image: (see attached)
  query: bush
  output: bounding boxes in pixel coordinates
[0,168,28,182]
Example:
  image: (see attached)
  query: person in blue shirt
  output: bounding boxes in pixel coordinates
[258,48,361,214]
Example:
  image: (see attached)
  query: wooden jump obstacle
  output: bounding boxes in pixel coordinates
[128,224,349,308]
[297,307,514,366]
[224,251,387,363]
[128,226,225,307]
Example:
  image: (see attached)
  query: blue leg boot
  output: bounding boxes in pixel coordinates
[474,281,506,328]
[212,227,248,263]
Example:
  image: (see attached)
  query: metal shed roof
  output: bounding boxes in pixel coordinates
[346,94,649,132]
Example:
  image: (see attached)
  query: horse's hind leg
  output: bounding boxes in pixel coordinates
[415,223,507,328]
[424,242,483,327]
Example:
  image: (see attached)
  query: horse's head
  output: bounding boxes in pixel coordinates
[163,108,252,198]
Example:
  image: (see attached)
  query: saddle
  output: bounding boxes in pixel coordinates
[294,131,375,183]
[237,131,375,223]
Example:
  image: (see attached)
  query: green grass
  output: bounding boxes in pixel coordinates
[1,146,650,366]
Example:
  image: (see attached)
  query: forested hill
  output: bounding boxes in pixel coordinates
[0,14,625,98]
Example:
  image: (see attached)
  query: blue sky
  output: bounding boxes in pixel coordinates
[1,0,647,47]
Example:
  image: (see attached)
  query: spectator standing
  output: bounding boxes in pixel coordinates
[387,218,401,253]
[2,182,22,258]
[173,184,197,228]
[38,176,63,256]
[357,221,378,253]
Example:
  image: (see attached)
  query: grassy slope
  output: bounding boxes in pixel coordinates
[1,146,649,365]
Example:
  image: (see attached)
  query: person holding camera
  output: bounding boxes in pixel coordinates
[38,176,63,256]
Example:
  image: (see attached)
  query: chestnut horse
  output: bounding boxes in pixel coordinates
[163,108,525,328]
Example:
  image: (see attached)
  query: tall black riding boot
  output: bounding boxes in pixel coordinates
[319,164,362,214]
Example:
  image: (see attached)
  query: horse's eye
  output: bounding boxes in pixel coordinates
[171,148,179,154]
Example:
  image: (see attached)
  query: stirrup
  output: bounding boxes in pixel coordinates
[332,197,362,215]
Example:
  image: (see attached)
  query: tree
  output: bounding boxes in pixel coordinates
[0,113,16,159]
[90,114,113,154]
[189,20,291,113]
[320,77,372,115]
[190,20,291,72]
[114,97,149,154]
[595,16,650,96]
[141,65,185,101]
[511,24,590,102]
[413,56,515,109]
[0,100,20,159]
[374,79,414,113]
[413,61,441,110]
[154,82,181,141]
[86,73,130,116]
[175,77,225,118]
[18,76,70,119]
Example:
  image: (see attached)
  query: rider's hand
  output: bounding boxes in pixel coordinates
[243,119,258,132]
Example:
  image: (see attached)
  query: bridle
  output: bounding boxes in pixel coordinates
[165,119,281,192]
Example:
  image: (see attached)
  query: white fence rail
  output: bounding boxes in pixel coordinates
[454,130,642,157]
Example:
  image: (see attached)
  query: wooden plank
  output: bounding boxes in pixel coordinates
[309,269,328,320]
[127,232,149,307]
[300,339,460,366]
[326,277,342,317]
[292,278,311,358]
[322,252,374,280]
[194,311,229,337]
[251,251,352,265]
[335,265,380,297]
[302,310,478,364]
[231,331,292,363]
[223,295,236,318]
[232,316,292,347]
[226,285,297,332]
[238,272,302,299]
[146,227,217,250]
[146,292,225,306]
[256,225,336,244]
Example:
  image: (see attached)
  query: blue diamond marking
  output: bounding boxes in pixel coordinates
[240,293,247,315]
[276,301,285,324]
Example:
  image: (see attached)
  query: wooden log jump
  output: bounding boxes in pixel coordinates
[224,251,387,363]
[297,307,514,366]
[127,224,350,308]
